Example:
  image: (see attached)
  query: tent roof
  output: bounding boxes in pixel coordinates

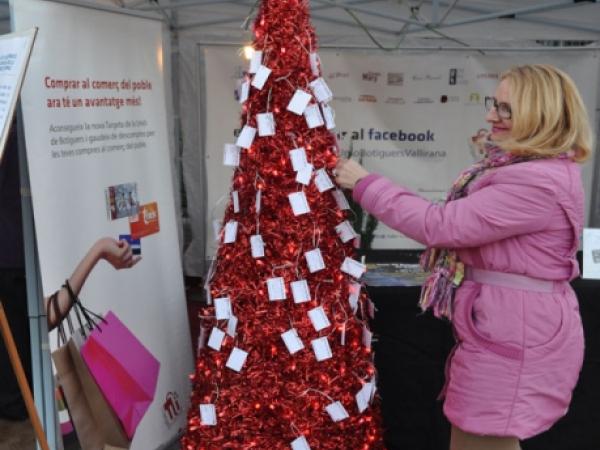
[117,0,600,48]
[1,1,598,49]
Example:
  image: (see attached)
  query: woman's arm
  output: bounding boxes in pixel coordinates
[46,237,140,331]
[336,158,557,249]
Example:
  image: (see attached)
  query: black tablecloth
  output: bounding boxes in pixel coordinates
[368,272,600,450]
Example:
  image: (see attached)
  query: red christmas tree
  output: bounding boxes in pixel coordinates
[182,1,385,448]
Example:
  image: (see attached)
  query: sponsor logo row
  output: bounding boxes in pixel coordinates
[333,93,484,105]
[327,69,499,86]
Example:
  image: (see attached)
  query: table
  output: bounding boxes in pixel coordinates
[367,254,600,450]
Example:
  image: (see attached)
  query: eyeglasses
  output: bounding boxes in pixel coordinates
[484,96,512,120]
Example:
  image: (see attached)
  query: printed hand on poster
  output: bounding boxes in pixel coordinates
[45,237,141,331]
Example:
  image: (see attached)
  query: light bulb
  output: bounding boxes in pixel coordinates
[243,45,255,60]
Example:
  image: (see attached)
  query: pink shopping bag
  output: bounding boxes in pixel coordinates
[81,311,160,439]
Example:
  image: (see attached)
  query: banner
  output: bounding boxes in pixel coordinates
[12,1,192,448]
[202,47,598,252]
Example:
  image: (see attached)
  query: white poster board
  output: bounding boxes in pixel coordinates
[202,48,598,253]
[0,28,35,162]
[583,228,600,279]
[12,1,192,448]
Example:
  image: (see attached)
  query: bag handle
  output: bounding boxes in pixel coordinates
[49,280,107,346]
[63,280,107,336]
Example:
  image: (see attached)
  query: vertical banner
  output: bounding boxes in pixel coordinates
[12,1,192,448]
[202,48,598,253]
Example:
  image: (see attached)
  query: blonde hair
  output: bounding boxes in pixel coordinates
[497,64,593,163]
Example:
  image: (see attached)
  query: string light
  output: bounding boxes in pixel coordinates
[181,0,384,448]
[243,45,255,60]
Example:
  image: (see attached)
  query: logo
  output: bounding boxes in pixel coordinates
[414,97,434,104]
[440,95,460,103]
[477,72,499,79]
[129,202,160,239]
[449,68,457,85]
[411,74,442,81]
[468,92,481,103]
[448,68,467,85]
[327,72,349,79]
[362,72,381,82]
[333,96,352,103]
[384,97,405,105]
[163,391,182,424]
[387,72,404,86]
[358,94,377,103]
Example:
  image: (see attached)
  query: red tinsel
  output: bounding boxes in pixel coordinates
[182,0,385,448]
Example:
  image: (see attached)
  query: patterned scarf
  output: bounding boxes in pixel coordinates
[418,144,531,320]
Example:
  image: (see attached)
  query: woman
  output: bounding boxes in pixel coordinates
[335,64,592,450]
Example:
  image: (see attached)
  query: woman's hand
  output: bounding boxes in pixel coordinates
[335,159,370,190]
[95,237,141,270]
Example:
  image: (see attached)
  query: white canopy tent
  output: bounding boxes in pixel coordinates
[0,2,598,449]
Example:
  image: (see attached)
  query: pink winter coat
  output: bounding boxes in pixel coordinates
[353,158,585,439]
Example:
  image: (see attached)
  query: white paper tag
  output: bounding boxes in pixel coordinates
[314,168,334,193]
[249,50,262,74]
[226,347,248,372]
[335,221,357,243]
[308,306,331,331]
[223,220,238,244]
[355,382,373,413]
[289,147,308,172]
[239,80,250,104]
[311,336,332,362]
[305,248,325,273]
[223,143,241,167]
[341,257,367,279]
[281,328,305,355]
[309,77,333,103]
[207,327,226,351]
[205,285,213,305]
[250,234,265,258]
[199,404,217,426]
[214,297,232,320]
[325,401,349,422]
[288,191,311,216]
[287,89,312,115]
[227,315,238,338]
[291,435,311,450]
[257,112,276,137]
[340,323,346,346]
[309,52,320,77]
[348,282,361,313]
[296,163,314,186]
[362,325,373,349]
[332,189,350,210]
[304,104,324,129]
[212,219,222,242]
[232,191,240,213]
[291,279,311,303]
[197,325,209,352]
[255,189,262,213]
[235,125,257,149]
[322,104,336,130]
[251,64,272,90]
[267,277,286,301]
[367,299,376,319]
